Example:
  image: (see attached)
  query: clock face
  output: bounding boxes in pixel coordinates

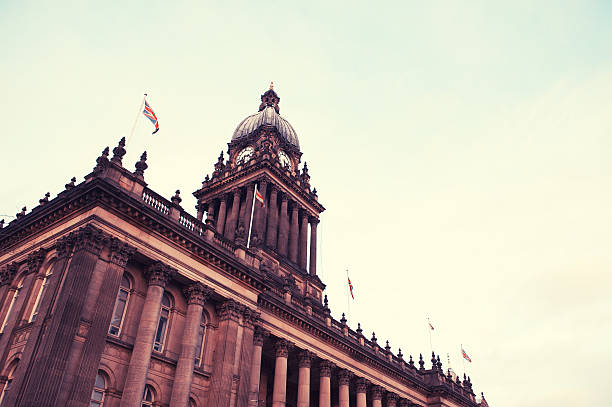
[236,146,254,165]
[278,150,292,169]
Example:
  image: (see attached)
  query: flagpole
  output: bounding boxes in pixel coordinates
[126,94,147,148]
[427,317,433,354]
[246,184,258,248]
[346,269,351,321]
[461,344,465,376]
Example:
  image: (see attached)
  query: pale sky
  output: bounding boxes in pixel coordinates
[1,1,611,406]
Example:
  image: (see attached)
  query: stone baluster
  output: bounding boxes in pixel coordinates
[217,195,228,235]
[319,360,333,407]
[299,212,308,269]
[289,204,299,262]
[265,186,279,248]
[277,195,289,256]
[119,262,174,407]
[169,283,212,407]
[272,339,290,407]
[338,369,351,407]
[356,377,368,407]
[297,350,313,407]
[248,327,269,407]
[309,217,319,275]
[225,188,242,241]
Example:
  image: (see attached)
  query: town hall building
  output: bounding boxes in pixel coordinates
[0,86,490,407]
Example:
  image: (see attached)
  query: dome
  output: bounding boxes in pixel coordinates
[232,106,300,149]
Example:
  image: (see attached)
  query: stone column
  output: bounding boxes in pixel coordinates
[225,189,242,241]
[120,262,174,407]
[297,350,313,407]
[271,339,289,407]
[277,196,289,256]
[247,327,268,407]
[207,300,243,407]
[236,308,259,407]
[206,202,216,227]
[309,217,319,275]
[319,360,333,407]
[169,283,212,407]
[289,204,299,262]
[252,180,268,246]
[298,212,308,269]
[399,399,410,407]
[217,196,229,235]
[338,369,351,407]
[356,377,368,407]
[265,186,279,249]
[371,386,383,407]
[242,183,255,240]
[386,392,398,407]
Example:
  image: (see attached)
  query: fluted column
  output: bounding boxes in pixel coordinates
[225,189,242,241]
[248,327,268,407]
[289,204,299,262]
[169,283,212,407]
[297,351,313,407]
[309,217,319,275]
[120,263,174,407]
[265,186,279,249]
[319,361,333,407]
[217,196,228,235]
[338,369,351,407]
[356,377,368,407]
[277,196,289,256]
[299,212,308,269]
[252,180,268,246]
[272,339,289,407]
[365,386,380,407]
[386,392,398,407]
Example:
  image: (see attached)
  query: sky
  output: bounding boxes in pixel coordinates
[1,1,611,406]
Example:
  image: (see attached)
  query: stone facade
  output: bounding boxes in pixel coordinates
[0,86,490,407]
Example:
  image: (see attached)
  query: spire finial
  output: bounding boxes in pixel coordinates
[270,81,274,90]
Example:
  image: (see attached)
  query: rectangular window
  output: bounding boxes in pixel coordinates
[153,309,169,352]
[108,289,129,336]
[194,324,205,365]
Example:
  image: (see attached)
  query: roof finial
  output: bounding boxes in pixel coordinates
[270,81,274,90]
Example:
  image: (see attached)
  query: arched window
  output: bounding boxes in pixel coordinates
[108,274,131,336]
[194,311,208,366]
[89,371,106,406]
[189,397,197,407]
[141,385,154,407]
[0,276,24,333]
[0,359,19,405]
[29,266,53,322]
[153,293,171,352]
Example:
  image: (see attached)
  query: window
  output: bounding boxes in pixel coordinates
[194,312,207,366]
[0,359,19,405]
[89,372,106,407]
[0,277,24,333]
[189,398,197,407]
[153,293,171,352]
[141,385,154,407]
[108,275,131,336]
[30,268,53,322]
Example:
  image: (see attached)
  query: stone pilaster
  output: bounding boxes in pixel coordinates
[297,350,313,407]
[247,327,268,407]
[119,261,174,407]
[309,217,319,275]
[217,195,228,235]
[277,195,289,256]
[289,204,299,262]
[272,339,290,407]
[236,307,259,407]
[169,283,212,407]
[225,189,242,241]
[319,360,333,407]
[265,186,279,248]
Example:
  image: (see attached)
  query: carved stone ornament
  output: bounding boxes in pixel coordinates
[371,386,383,400]
[55,235,74,259]
[216,299,244,322]
[93,147,109,173]
[253,326,269,346]
[109,238,136,268]
[134,151,148,178]
[355,377,368,393]
[0,263,18,286]
[399,399,411,407]
[298,350,314,368]
[386,392,399,406]
[110,137,126,165]
[319,360,334,377]
[259,258,278,274]
[235,222,247,245]
[338,369,352,385]
[241,307,260,329]
[26,249,47,274]
[274,338,290,358]
[72,225,109,256]
[145,261,175,288]
[184,282,213,306]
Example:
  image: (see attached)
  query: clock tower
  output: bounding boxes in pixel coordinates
[193,84,326,301]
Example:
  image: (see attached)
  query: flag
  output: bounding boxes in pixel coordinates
[143,99,159,134]
[428,320,435,331]
[347,276,354,299]
[255,186,265,208]
[461,347,472,363]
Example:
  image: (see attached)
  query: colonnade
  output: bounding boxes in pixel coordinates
[201,180,319,275]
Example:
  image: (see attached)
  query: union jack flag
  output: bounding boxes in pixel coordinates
[143,99,159,134]
[348,276,354,299]
[461,347,472,363]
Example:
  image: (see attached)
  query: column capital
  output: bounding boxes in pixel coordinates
[241,307,260,329]
[280,193,289,203]
[232,187,242,197]
[319,360,335,377]
[274,338,292,358]
[309,216,320,225]
[371,386,383,400]
[145,261,175,287]
[0,263,18,286]
[109,238,136,268]
[338,369,352,385]
[245,182,255,191]
[253,326,269,346]
[399,399,410,407]
[258,178,268,188]
[216,299,243,322]
[72,224,109,255]
[298,350,314,368]
[26,249,47,274]
[386,392,399,407]
[269,184,278,193]
[355,377,369,393]
[184,282,213,306]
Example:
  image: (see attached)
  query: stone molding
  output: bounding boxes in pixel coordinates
[145,261,175,288]
[184,282,213,306]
